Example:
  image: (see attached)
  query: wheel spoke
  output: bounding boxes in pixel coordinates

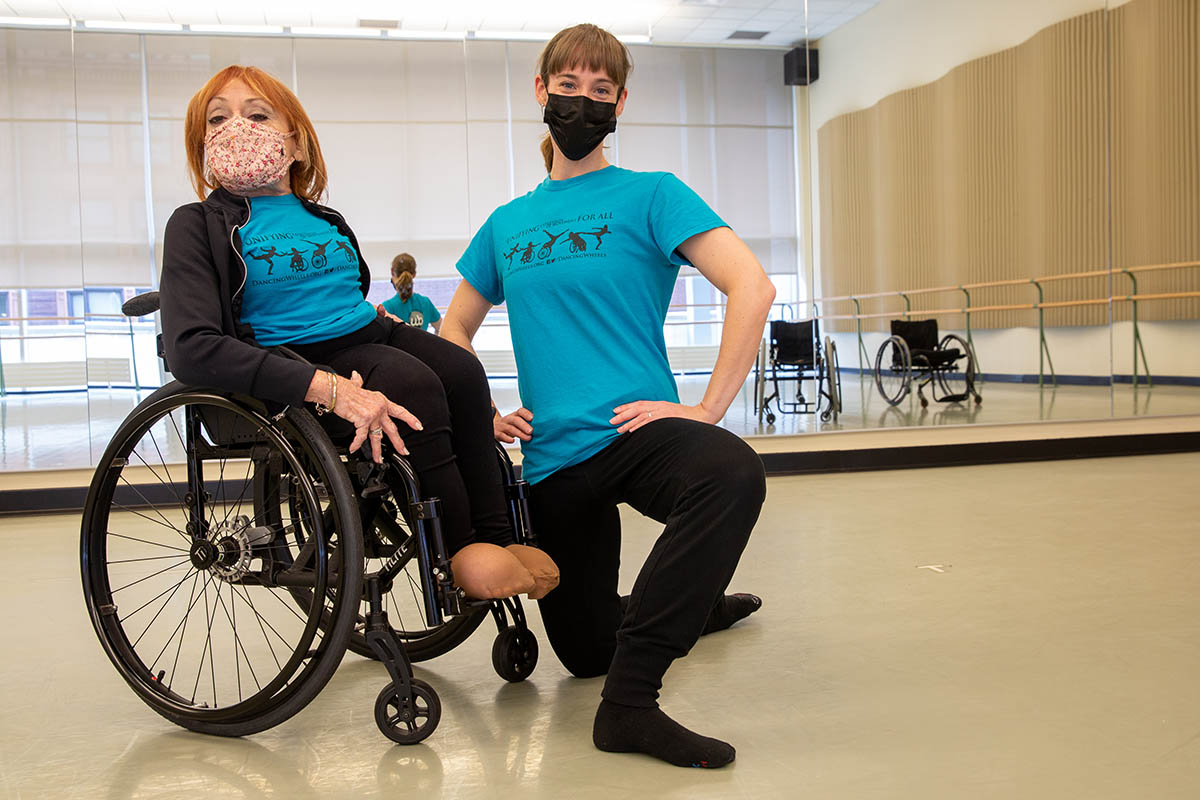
[111,556,192,594]
[107,532,188,552]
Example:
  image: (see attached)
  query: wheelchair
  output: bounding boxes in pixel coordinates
[81,293,540,745]
[872,319,982,408]
[756,319,841,425]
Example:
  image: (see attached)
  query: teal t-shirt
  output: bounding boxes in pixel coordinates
[381,292,441,330]
[238,193,376,346]
[457,166,727,484]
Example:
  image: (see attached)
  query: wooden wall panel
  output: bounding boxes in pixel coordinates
[818,2,1198,331]
[1110,0,1200,321]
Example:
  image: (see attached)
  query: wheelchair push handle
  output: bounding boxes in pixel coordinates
[122,291,160,317]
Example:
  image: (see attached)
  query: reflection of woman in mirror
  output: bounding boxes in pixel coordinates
[159,65,557,600]
[442,24,776,768]
[379,253,442,333]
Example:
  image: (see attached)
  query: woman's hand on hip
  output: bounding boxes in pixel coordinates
[336,370,423,462]
[610,400,718,434]
[494,407,533,443]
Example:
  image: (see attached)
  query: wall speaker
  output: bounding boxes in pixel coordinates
[784,47,819,86]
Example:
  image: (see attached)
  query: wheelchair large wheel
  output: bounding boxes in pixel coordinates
[874,335,912,406]
[81,384,364,736]
[820,337,842,423]
[934,333,979,404]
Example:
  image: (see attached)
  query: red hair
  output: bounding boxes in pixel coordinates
[184,65,328,202]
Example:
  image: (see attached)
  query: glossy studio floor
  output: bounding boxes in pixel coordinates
[3,451,1199,799]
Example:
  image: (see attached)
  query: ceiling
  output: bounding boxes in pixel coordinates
[0,0,882,46]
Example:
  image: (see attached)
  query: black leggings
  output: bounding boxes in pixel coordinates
[288,317,510,553]
[531,418,766,707]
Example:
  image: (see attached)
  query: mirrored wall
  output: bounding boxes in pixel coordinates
[801,0,1199,432]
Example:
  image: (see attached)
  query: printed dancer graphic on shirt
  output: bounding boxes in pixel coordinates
[284,247,307,272]
[504,244,521,265]
[334,239,358,265]
[567,231,588,253]
[538,230,568,259]
[247,245,282,275]
[520,242,536,264]
[304,239,331,269]
[584,224,611,249]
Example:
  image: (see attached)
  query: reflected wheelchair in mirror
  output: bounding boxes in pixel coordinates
[82,292,541,745]
[755,319,842,425]
[873,319,982,408]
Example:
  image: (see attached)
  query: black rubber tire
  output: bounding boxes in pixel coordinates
[491,626,538,683]
[874,335,912,406]
[375,678,441,745]
[81,384,363,737]
[934,333,977,403]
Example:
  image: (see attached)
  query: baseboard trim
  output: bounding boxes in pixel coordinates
[5,430,1199,515]
[758,430,1200,475]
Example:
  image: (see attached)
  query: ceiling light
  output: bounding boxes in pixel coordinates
[83,20,184,32]
[472,30,555,42]
[291,26,385,38]
[188,24,285,35]
[618,34,651,44]
[0,16,70,28]
[387,29,466,41]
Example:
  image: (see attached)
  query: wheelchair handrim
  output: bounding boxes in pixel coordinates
[80,391,345,724]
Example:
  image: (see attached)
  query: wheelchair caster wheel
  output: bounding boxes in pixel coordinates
[375,679,441,745]
[765,412,776,425]
[920,397,929,408]
[492,625,538,683]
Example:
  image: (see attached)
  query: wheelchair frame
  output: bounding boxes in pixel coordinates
[755,319,842,425]
[872,319,982,408]
[82,292,542,745]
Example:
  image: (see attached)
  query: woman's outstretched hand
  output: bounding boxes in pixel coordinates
[609,400,718,434]
[494,406,534,443]
[307,369,423,462]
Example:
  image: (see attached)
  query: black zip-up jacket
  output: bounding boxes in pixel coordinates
[159,187,372,405]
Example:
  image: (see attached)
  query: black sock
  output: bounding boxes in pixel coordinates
[592,700,736,768]
[701,593,762,635]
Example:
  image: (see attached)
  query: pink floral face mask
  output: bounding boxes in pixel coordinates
[204,116,295,194]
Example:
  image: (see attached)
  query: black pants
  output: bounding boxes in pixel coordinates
[531,418,766,707]
[288,317,510,553]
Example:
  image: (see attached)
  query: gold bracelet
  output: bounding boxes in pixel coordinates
[316,371,337,415]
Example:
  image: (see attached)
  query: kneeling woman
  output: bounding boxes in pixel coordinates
[443,25,774,767]
[159,65,556,600]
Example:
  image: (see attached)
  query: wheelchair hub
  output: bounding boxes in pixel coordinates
[194,515,275,583]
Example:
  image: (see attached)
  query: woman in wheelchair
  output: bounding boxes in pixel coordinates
[160,65,557,602]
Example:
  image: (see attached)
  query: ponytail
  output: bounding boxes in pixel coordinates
[390,252,417,302]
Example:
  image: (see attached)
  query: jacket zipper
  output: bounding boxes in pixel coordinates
[230,197,251,306]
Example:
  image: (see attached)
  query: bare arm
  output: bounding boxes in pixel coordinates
[442,282,534,442]
[610,226,775,432]
[441,280,493,356]
[683,227,776,420]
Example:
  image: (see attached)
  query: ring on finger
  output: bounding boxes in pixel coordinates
[369,427,384,436]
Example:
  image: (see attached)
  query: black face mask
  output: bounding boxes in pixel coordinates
[543,93,618,161]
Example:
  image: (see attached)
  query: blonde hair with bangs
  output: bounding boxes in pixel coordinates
[537,24,632,172]
[184,65,328,203]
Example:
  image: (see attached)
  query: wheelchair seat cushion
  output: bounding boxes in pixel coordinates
[910,347,961,368]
